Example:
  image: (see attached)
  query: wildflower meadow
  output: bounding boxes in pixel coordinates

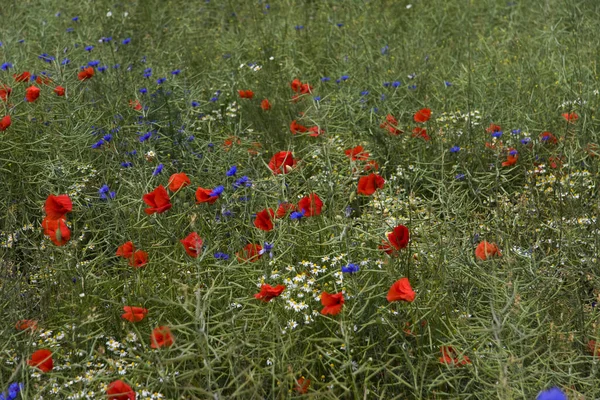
[2,0,600,398]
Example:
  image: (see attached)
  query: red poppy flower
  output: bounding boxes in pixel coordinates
[380,114,403,135]
[0,115,11,131]
[308,126,324,137]
[295,377,311,394]
[439,346,471,366]
[237,243,263,263]
[129,250,148,268]
[238,89,254,99]
[121,306,148,323]
[254,208,275,231]
[548,155,564,169]
[223,136,241,150]
[53,86,65,96]
[28,349,53,372]
[25,86,41,102]
[150,326,174,349]
[386,278,416,302]
[180,232,203,258]
[540,131,558,145]
[357,173,385,196]
[107,380,136,400]
[300,83,313,94]
[261,98,271,110]
[248,141,262,155]
[254,284,286,302]
[320,291,344,315]
[42,216,71,246]
[0,85,12,101]
[588,340,600,358]
[486,123,502,133]
[168,172,191,192]
[44,194,72,220]
[364,159,379,171]
[298,193,323,217]
[195,187,219,204]
[15,319,38,331]
[129,99,142,110]
[379,225,410,255]
[345,145,370,161]
[411,127,430,141]
[562,112,578,123]
[13,71,31,82]
[290,120,308,135]
[116,241,135,259]
[413,108,431,123]
[268,151,296,174]
[290,79,302,92]
[502,149,518,167]
[143,185,172,214]
[36,75,52,85]
[276,202,296,218]
[78,67,95,81]
[475,241,501,261]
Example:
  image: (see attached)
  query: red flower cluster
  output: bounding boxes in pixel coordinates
[439,346,471,366]
[268,151,296,174]
[116,241,149,268]
[475,241,501,261]
[42,194,72,246]
[150,326,175,348]
[122,306,148,322]
[290,78,313,95]
[143,185,172,214]
[254,284,286,302]
[380,114,403,135]
[357,173,385,196]
[379,225,410,255]
[168,172,191,192]
[78,66,95,81]
[238,89,254,99]
[254,208,275,231]
[180,232,203,257]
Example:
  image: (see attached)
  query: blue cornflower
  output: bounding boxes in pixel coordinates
[102,134,113,142]
[521,137,531,145]
[341,75,349,81]
[381,45,389,55]
[450,146,460,153]
[226,165,237,176]
[38,53,55,63]
[336,23,343,27]
[392,81,401,88]
[191,101,199,107]
[156,77,166,84]
[87,60,100,67]
[61,58,70,65]
[536,387,566,400]
[491,131,503,138]
[455,173,466,181]
[360,90,369,96]
[233,176,251,189]
[321,77,331,82]
[383,82,391,87]
[101,37,112,43]
[152,163,164,176]
[511,129,521,135]
[209,96,218,102]
[1,62,12,70]
[380,94,386,101]
[85,45,94,52]
[121,161,133,168]
[139,88,147,94]
[139,132,152,142]
[342,263,360,274]
[143,68,152,78]
[314,96,321,101]
[91,140,104,149]
[509,149,518,156]
[98,65,107,72]
[290,210,305,220]
[295,25,304,30]
[209,185,224,197]
[259,242,274,258]
[408,85,417,90]
[344,205,353,217]
[98,184,116,200]
[171,69,181,75]
[444,81,452,87]
[122,38,131,45]
[66,27,74,33]
[214,252,230,260]
[72,16,79,22]
[113,64,120,69]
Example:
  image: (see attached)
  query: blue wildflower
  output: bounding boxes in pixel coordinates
[342,263,360,274]
[139,88,147,94]
[66,27,74,33]
[209,96,218,102]
[295,25,304,30]
[98,65,107,73]
[383,82,391,87]
[491,131,503,138]
[314,96,321,101]
[521,137,531,145]
[511,129,521,135]
[143,68,152,78]
[209,185,224,197]
[85,45,94,52]
[103,134,113,142]
[360,90,369,96]
[408,85,417,90]
[321,77,331,82]
[121,161,133,168]
[87,60,100,67]
[101,37,112,43]
[226,165,237,176]
[61,58,70,65]
[152,164,164,176]
[91,140,104,149]
[380,94,386,101]
[392,81,401,88]
[536,387,566,400]
[113,64,120,69]
[156,77,166,84]
[290,210,305,220]
[233,176,251,189]
[336,23,343,27]
[99,184,116,200]
[455,173,466,180]
[122,38,131,45]
[381,45,389,55]
[139,132,152,142]
[171,69,181,75]
[341,75,349,81]
[259,242,274,258]
[450,146,460,153]
[214,252,230,260]
[1,62,12,70]
[38,53,55,63]
[344,205,353,217]
[509,149,518,156]
[72,16,79,22]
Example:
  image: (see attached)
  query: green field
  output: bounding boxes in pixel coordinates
[1,0,600,398]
